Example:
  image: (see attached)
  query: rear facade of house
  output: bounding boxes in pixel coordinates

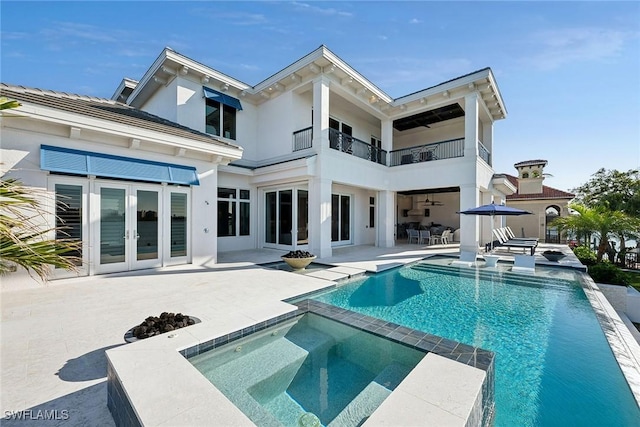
[0,45,513,282]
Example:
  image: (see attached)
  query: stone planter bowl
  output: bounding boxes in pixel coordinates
[542,252,566,262]
[282,256,316,270]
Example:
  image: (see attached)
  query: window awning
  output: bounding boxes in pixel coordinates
[40,145,199,185]
[203,87,243,111]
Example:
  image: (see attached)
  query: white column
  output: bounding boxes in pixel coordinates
[312,77,330,153]
[309,177,332,258]
[191,167,218,267]
[377,190,395,247]
[464,93,479,158]
[459,184,480,253]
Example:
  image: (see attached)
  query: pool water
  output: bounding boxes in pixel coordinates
[312,261,640,426]
[189,313,425,426]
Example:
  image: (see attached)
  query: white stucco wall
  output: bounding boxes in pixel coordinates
[141,79,178,122]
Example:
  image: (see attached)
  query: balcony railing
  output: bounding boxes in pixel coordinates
[293,126,313,151]
[329,128,387,165]
[478,141,490,165]
[291,129,489,167]
[389,138,464,166]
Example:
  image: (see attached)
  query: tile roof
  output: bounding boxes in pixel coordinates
[0,83,240,150]
[503,174,575,200]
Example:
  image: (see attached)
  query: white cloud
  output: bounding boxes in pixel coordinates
[290,2,352,17]
[378,35,388,41]
[525,27,634,70]
[409,18,421,24]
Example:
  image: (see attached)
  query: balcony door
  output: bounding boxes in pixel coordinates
[264,188,308,250]
[95,183,162,274]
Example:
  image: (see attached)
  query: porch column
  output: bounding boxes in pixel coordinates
[309,177,332,258]
[459,184,480,253]
[381,119,393,164]
[377,190,395,248]
[464,93,479,158]
[191,167,218,267]
[312,76,330,153]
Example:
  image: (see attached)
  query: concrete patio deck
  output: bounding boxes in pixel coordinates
[0,243,573,426]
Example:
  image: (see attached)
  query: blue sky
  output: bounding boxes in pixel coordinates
[2,1,639,192]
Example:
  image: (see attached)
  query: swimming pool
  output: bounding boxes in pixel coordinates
[188,312,428,426]
[311,260,640,426]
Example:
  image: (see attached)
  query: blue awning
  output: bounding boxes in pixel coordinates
[40,145,199,185]
[203,87,243,111]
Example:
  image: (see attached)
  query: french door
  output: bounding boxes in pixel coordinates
[264,188,308,249]
[95,183,162,274]
[332,194,351,245]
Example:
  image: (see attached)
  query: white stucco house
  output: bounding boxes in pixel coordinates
[1,45,513,283]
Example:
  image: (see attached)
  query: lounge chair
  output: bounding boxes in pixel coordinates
[504,226,539,242]
[491,229,538,256]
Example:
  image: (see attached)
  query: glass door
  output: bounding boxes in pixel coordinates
[95,183,162,273]
[332,193,351,245]
[264,188,308,249]
[50,178,88,277]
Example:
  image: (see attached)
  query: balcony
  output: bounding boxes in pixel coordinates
[291,129,490,167]
[389,138,464,166]
[328,128,387,165]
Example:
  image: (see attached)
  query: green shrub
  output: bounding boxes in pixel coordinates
[572,245,597,266]
[588,262,630,286]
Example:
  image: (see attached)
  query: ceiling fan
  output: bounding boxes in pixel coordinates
[421,194,444,206]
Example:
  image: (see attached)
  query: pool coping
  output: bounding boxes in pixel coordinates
[106,299,494,427]
[579,275,640,408]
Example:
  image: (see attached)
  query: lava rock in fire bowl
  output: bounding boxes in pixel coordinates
[124,312,200,343]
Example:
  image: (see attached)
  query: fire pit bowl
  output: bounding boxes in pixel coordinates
[542,251,566,262]
[281,250,316,270]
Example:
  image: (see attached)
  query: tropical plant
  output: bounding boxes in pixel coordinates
[0,179,80,280]
[572,245,597,266]
[587,262,630,286]
[571,168,640,257]
[552,204,640,262]
[0,97,80,281]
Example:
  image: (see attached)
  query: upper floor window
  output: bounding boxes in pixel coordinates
[206,99,236,140]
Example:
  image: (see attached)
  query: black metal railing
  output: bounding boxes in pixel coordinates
[293,126,313,151]
[478,141,490,165]
[328,128,387,165]
[389,138,464,166]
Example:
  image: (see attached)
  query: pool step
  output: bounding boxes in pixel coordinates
[409,262,568,289]
[202,338,309,427]
[327,363,412,427]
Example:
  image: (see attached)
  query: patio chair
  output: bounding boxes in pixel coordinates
[407,229,419,244]
[441,229,452,245]
[419,230,431,245]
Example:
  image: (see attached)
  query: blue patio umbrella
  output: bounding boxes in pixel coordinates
[457,202,532,250]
